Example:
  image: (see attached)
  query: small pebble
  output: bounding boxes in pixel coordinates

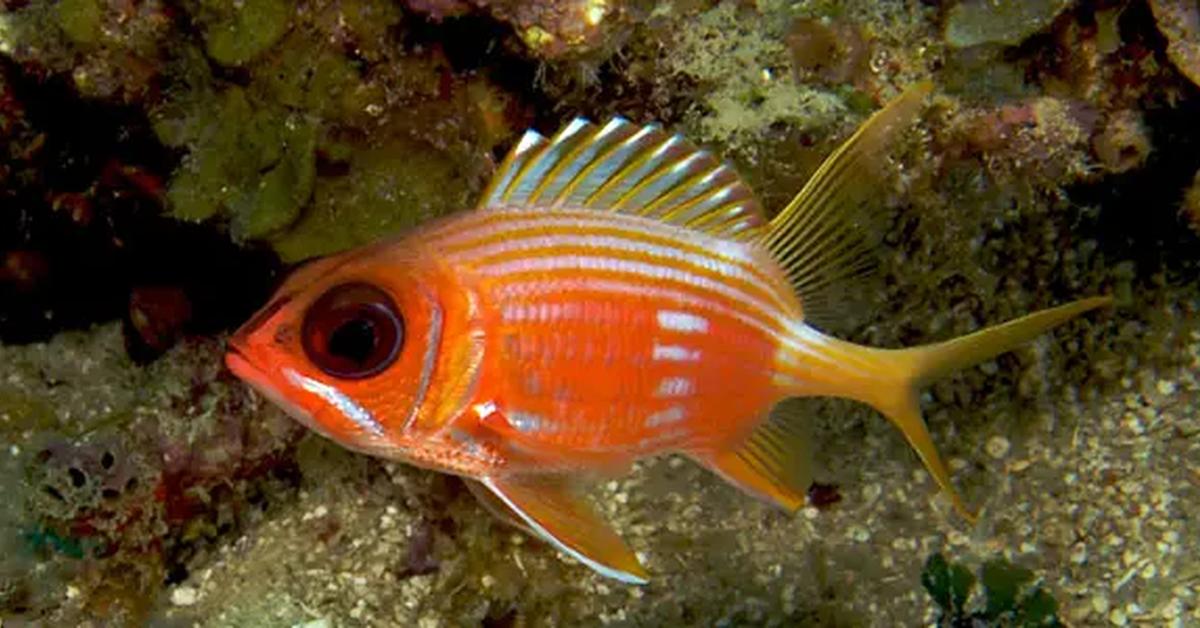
[1070,542,1088,564]
[985,435,1011,459]
[171,586,198,607]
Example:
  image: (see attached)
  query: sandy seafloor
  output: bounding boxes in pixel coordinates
[0,0,1199,626]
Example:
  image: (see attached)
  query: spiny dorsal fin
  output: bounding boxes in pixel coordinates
[478,117,767,240]
[690,398,815,512]
[759,83,933,327]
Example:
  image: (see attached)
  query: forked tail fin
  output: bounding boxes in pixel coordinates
[785,297,1112,520]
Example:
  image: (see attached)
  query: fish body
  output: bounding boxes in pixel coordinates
[226,85,1110,583]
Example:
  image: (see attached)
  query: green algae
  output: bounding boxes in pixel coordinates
[270,135,473,262]
[0,387,56,434]
[147,3,493,261]
[230,115,318,240]
[55,0,102,47]
[200,0,291,67]
[259,38,366,119]
[156,87,318,239]
[945,0,1075,48]
[923,553,1062,626]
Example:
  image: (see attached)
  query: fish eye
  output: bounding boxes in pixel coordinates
[301,283,404,379]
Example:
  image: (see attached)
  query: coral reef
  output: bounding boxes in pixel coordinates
[402,0,619,58]
[0,0,172,103]
[1092,109,1151,174]
[0,324,301,624]
[944,0,1074,48]
[0,0,1198,625]
[1149,0,1200,89]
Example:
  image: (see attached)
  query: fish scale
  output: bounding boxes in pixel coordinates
[465,227,784,454]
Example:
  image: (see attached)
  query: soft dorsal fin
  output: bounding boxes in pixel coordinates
[478,117,768,240]
[759,83,933,327]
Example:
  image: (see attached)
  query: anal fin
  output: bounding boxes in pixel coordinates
[691,401,814,512]
[479,474,649,584]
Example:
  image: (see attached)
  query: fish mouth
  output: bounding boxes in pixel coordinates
[224,342,261,383]
[224,341,305,419]
[225,295,292,381]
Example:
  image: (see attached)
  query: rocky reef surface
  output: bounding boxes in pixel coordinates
[0,0,1198,625]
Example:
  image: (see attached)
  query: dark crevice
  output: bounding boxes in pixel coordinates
[0,58,282,350]
[1066,93,1200,286]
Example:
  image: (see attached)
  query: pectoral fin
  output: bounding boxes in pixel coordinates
[479,474,649,584]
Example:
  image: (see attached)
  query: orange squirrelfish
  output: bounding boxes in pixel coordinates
[226,84,1110,584]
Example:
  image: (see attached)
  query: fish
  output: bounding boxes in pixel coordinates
[225,83,1111,584]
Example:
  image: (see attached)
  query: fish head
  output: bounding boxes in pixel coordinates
[225,239,493,473]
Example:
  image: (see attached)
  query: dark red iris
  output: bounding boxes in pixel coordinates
[301,283,403,379]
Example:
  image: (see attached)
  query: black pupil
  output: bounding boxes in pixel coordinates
[327,316,378,366]
[301,283,403,379]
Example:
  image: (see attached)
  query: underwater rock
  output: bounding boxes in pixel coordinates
[1149,0,1200,89]
[786,17,871,87]
[944,0,1074,48]
[944,95,1097,188]
[1091,109,1151,174]
[401,0,616,58]
[655,3,845,149]
[0,0,173,103]
[0,250,49,292]
[0,324,300,624]
[126,285,192,360]
[1183,168,1200,236]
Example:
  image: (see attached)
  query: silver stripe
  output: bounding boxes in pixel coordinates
[474,255,787,329]
[507,409,554,433]
[284,368,385,437]
[645,405,686,427]
[654,376,695,397]
[446,232,780,305]
[656,309,709,333]
[431,212,763,273]
[652,343,700,362]
[402,290,444,431]
[491,277,785,341]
